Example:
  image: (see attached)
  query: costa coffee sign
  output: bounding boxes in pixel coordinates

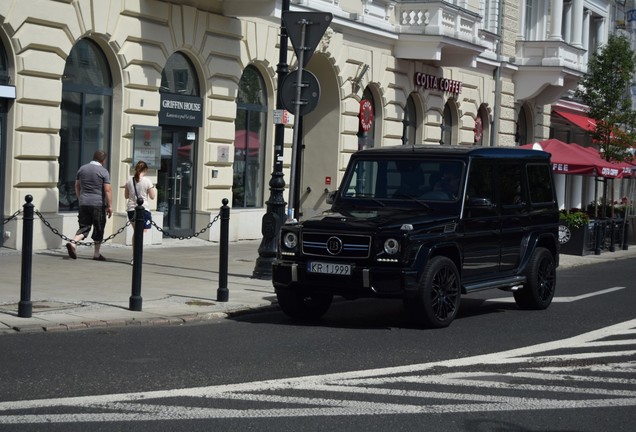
[414,72,463,95]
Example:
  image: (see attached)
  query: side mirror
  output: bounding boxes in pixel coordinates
[468,196,493,208]
[326,189,338,205]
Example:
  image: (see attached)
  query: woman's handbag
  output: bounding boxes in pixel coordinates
[132,179,152,229]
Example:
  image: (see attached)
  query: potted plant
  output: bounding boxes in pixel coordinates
[559,209,592,256]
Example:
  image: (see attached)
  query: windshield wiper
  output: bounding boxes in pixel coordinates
[391,193,433,210]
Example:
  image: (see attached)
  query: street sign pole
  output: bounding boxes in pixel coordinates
[281,11,332,221]
[287,20,308,221]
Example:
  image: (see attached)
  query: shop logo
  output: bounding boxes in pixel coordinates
[359,100,374,132]
[558,225,571,244]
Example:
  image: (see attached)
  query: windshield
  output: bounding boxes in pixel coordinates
[338,158,464,206]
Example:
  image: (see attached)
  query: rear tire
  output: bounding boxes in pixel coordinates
[514,247,556,310]
[405,256,461,328]
[276,290,333,320]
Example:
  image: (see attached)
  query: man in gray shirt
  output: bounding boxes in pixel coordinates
[66,150,113,261]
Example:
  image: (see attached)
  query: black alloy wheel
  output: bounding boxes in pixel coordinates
[514,247,556,310]
[405,256,461,328]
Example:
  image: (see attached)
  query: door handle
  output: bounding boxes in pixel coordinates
[168,174,182,204]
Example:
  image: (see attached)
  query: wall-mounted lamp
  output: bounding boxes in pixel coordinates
[351,64,369,94]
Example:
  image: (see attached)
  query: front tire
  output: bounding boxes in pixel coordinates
[276,290,333,320]
[514,247,556,310]
[405,256,461,328]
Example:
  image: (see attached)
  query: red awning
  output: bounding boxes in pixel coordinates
[576,145,634,178]
[553,109,597,132]
[520,139,625,178]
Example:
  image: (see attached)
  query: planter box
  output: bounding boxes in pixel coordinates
[559,223,592,256]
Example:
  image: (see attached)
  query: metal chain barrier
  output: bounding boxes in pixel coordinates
[32,209,221,245]
[3,209,22,225]
[34,210,130,246]
[150,212,221,240]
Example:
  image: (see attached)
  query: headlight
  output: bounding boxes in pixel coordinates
[283,232,298,249]
[383,238,400,255]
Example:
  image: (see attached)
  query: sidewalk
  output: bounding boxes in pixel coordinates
[1,239,635,334]
[0,238,276,334]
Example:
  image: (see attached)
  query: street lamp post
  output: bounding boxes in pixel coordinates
[252,0,290,279]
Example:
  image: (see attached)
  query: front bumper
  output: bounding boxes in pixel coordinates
[272,259,420,299]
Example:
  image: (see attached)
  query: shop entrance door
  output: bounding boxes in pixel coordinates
[157,128,196,237]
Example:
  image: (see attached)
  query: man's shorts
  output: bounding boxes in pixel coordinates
[76,206,107,241]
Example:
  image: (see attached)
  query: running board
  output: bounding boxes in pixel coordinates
[463,276,526,293]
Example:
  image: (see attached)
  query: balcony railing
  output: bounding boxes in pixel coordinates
[395,1,481,45]
[515,40,586,73]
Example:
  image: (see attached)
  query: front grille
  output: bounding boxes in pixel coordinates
[302,232,371,258]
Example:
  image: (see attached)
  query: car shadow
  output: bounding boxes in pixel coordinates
[230,296,520,330]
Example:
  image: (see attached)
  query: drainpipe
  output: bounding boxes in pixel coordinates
[490,1,505,147]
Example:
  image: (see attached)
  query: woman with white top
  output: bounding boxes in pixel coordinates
[124,160,156,263]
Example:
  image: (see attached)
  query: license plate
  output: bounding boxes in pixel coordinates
[307,261,351,275]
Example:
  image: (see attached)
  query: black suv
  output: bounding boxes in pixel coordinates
[272,145,559,327]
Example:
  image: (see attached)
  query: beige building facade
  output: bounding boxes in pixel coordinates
[0,0,609,250]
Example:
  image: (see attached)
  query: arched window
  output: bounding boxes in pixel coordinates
[160,53,200,96]
[0,41,8,85]
[517,105,531,145]
[358,86,377,149]
[475,105,489,146]
[402,94,417,145]
[59,39,112,211]
[441,101,455,145]
[233,65,267,208]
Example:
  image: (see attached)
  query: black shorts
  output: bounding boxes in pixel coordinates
[75,206,107,242]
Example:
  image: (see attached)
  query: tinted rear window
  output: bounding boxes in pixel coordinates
[527,164,554,204]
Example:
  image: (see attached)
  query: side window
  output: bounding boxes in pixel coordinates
[466,160,496,217]
[499,163,525,207]
[527,164,554,204]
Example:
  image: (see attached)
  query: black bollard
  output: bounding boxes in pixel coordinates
[594,220,602,255]
[18,195,34,318]
[609,220,616,252]
[129,198,145,311]
[217,199,230,302]
[622,219,629,251]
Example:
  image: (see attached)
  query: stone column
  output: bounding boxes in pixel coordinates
[571,0,584,48]
[550,0,564,40]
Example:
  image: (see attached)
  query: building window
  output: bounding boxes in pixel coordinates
[481,0,500,33]
[0,42,8,85]
[160,53,199,96]
[402,94,417,145]
[59,39,112,211]
[233,65,267,208]
[441,101,454,145]
[517,105,531,145]
[358,86,377,149]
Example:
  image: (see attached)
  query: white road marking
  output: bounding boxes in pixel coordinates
[487,286,626,303]
[0,319,635,423]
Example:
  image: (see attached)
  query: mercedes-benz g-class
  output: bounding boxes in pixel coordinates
[273,145,559,327]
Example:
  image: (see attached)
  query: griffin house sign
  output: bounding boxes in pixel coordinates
[414,73,463,95]
[159,93,204,127]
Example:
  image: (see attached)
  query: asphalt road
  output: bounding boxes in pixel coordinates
[0,258,634,431]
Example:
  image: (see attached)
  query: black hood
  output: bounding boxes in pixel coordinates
[299,207,456,232]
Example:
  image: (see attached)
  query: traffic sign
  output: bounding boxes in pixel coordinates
[280,70,321,116]
[282,12,333,67]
